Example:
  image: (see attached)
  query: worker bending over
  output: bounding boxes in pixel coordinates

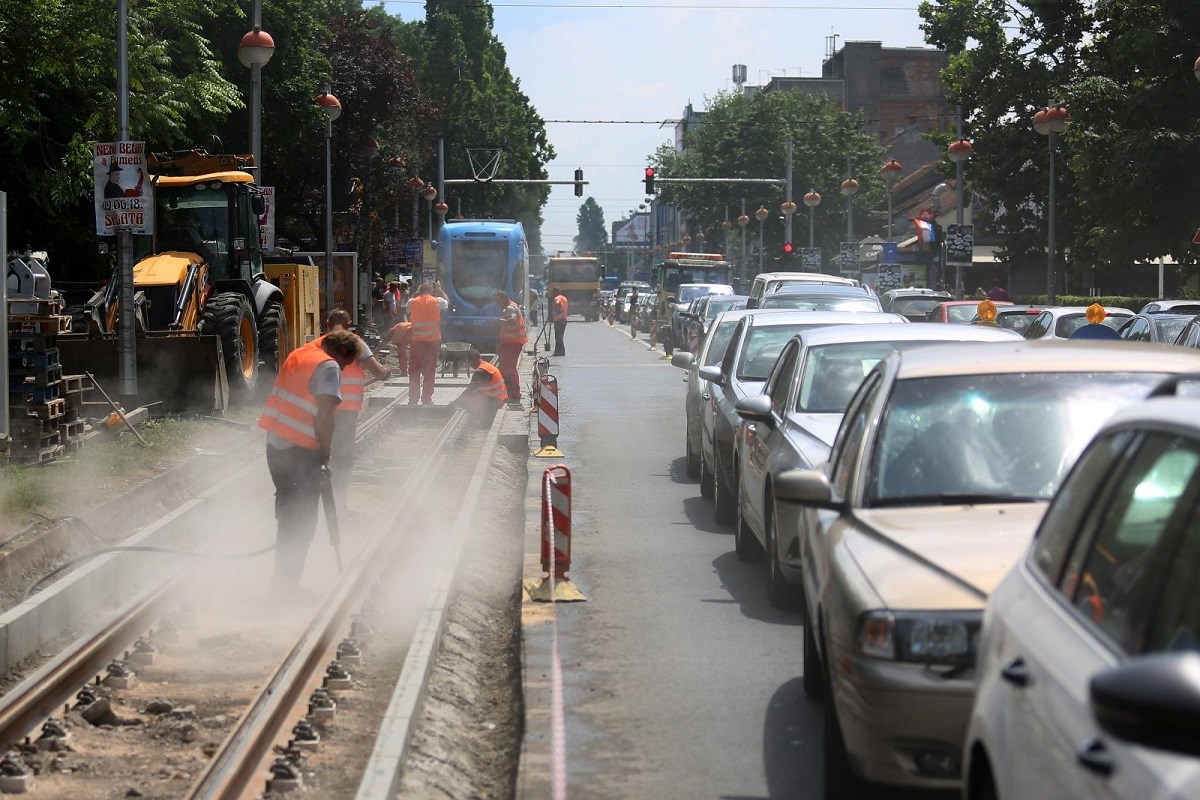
[494,290,526,406]
[258,330,360,593]
[406,281,449,405]
[453,347,508,424]
[316,309,390,509]
[386,319,412,376]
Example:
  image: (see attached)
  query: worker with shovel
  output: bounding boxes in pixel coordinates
[258,330,360,593]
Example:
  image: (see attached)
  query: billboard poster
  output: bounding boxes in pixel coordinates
[613,214,650,250]
[259,186,276,252]
[946,224,974,268]
[800,247,822,271]
[839,242,860,275]
[93,141,153,235]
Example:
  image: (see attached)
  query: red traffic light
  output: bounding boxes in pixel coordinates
[644,167,656,193]
[782,242,794,254]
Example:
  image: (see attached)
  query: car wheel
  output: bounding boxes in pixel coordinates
[823,674,879,800]
[734,475,761,561]
[803,615,823,701]
[713,450,736,526]
[766,497,803,609]
[700,450,714,500]
[685,424,700,480]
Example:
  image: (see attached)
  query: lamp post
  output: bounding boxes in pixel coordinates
[408,176,425,238]
[1034,104,1069,303]
[803,191,821,249]
[947,138,974,299]
[422,185,437,242]
[755,206,768,274]
[434,201,448,241]
[840,177,859,243]
[738,201,750,279]
[722,218,732,259]
[238,10,275,176]
[780,199,797,253]
[316,85,341,319]
[881,160,902,242]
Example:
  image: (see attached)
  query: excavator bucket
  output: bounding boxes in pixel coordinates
[57,332,229,414]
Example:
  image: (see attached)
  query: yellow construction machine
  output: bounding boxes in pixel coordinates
[60,149,318,412]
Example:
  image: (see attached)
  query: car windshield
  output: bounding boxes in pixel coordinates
[737,323,820,379]
[892,297,944,317]
[761,295,880,312]
[704,320,741,367]
[996,312,1040,334]
[867,372,1169,506]
[679,286,723,303]
[947,304,978,323]
[796,342,905,412]
[1155,316,1191,341]
[706,297,746,319]
[1056,312,1131,337]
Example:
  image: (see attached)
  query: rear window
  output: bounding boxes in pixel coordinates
[892,297,943,317]
[996,311,1040,334]
[706,297,747,319]
[761,295,881,312]
[1056,313,1132,338]
[947,305,977,323]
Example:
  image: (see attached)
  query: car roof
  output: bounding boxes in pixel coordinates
[1044,306,1135,316]
[936,299,1010,307]
[995,305,1042,313]
[769,284,871,296]
[893,340,1200,379]
[744,310,906,327]
[883,288,951,298]
[678,283,732,289]
[1141,299,1200,311]
[798,322,1019,347]
[755,271,857,284]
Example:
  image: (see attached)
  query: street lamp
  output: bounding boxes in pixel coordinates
[316,85,341,319]
[880,160,902,242]
[840,178,859,245]
[1033,104,1069,303]
[755,206,768,274]
[737,206,750,278]
[803,191,821,250]
[434,200,449,241]
[947,139,974,298]
[237,9,275,176]
[780,199,797,252]
[721,218,732,258]
[422,184,438,242]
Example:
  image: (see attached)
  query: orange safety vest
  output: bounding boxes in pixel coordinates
[552,295,569,322]
[308,333,365,413]
[476,360,508,401]
[258,345,336,450]
[498,302,528,345]
[409,295,442,342]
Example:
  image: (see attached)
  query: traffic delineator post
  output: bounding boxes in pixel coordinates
[534,368,564,458]
[525,465,585,603]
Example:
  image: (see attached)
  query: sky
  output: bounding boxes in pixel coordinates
[371,0,929,254]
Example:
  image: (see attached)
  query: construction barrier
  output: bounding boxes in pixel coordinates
[525,465,585,602]
[534,369,563,458]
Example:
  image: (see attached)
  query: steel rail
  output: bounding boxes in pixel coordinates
[0,383,415,748]
[185,407,467,800]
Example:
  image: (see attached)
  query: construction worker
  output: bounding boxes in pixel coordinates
[386,319,412,376]
[494,290,526,405]
[551,288,569,357]
[314,310,390,509]
[454,347,508,424]
[406,280,448,405]
[258,330,361,592]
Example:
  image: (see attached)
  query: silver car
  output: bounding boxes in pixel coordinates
[1024,306,1134,339]
[698,311,906,526]
[732,323,1020,608]
[965,388,1200,800]
[777,341,1200,796]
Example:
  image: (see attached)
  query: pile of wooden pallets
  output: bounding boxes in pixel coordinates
[7,298,89,464]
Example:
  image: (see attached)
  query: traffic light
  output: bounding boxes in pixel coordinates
[644,167,656,194]
[574,168,584,197]
[782,242,795,256]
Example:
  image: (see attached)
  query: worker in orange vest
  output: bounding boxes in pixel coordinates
[493,290,526,405]
[405,281,449,405]
[313,310,390,509]
[386,320,412,376]
[551,288,569,356]
[454,347,508,424]
[258,330,361,592]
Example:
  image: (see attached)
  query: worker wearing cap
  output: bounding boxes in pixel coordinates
[311,309,390,509]
[551,289,569,356]
[405,281,449,405]
[454,347,508,424]
[494,290,526,405]
[258,330,361,591]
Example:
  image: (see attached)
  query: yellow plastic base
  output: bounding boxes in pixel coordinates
[534,445,565,458]
[524,577,587,602]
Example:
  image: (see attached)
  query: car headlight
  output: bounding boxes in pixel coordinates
[857,610,981,666]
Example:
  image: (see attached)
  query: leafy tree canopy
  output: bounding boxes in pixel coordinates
[575,197,607,254]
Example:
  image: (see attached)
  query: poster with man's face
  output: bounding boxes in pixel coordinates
[93,141,153,235]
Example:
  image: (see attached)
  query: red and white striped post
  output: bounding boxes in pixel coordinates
[535,369,563,457]
[541,465,571,579]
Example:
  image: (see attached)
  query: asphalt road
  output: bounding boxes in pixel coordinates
[540,318,823,800]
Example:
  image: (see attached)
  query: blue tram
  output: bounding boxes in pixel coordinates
[437,219,530,350]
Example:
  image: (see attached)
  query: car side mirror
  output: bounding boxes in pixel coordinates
[697,365,726,386]
[671,352,695,370]
[774,469,844,510]
[735,395,775,427]
[1090,652,1200,758]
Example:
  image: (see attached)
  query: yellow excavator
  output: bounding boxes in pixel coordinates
[60,149,313,412]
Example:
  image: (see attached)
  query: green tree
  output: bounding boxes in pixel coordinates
[574,197,607,254]
[649,91,885,265]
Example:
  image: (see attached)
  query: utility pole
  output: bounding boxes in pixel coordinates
[117,0,137,407]
[784,140,794,244]
[955,106,965,300]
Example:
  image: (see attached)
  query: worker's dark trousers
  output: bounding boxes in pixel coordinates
[553,320,567,356]
[266,444,323,588]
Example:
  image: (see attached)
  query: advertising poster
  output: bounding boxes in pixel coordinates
[946,224,975,268]
[93,141,153,235]
[259,186,276,252]
[800,247,822,271]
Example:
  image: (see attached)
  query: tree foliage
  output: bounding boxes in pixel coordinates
[649,91,885,262]
[574,197,607,254]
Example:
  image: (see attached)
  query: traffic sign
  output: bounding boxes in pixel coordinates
[800,247,821,270]
[1192,228,1200,246]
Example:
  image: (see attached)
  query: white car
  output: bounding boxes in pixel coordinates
[1138,298,1200,315]
[670,283,733,341]
[747,271,860,309]
[1023,306,1134,340]
[965,388,1200,800]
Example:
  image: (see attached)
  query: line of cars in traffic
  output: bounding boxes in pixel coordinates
[670,273,1200,799]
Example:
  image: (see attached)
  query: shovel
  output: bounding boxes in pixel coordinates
[320,465,344,572]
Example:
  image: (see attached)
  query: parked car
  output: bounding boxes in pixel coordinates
[698,311,906,526]
[683,294,748,353]
[732,323,1020,607]
[879,288,953,321]
[1172,314,1200,348]
[672,309,754,480]
[670,282,733,335]
[746,271,860,309]
[965,385,1200,800]
[928,299,1012,323]
[975,304,1043,334]
[775,341,1200,796]
[1138,298,1200,315]
[1117,312,1195,344]
[1024,306,1135,340]
[758,285,882,313]
[614,281,651,323]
